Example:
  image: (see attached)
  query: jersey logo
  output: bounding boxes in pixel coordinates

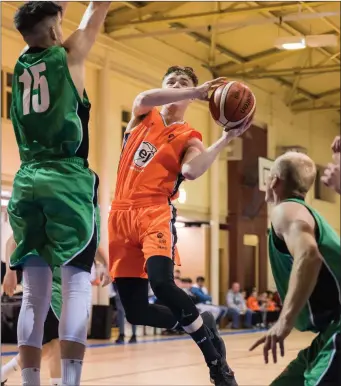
[133,141,157,168]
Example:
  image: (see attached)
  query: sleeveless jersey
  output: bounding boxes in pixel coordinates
[114,108,202,204]
[11,46,91,163]
[269,198,341,333]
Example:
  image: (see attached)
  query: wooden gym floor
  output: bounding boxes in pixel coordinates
[1,329,315,385]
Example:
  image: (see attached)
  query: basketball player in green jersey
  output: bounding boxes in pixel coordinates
[8,2,111,385]
[250,151,341,385]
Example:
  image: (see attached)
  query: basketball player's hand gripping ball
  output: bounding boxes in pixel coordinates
[209,80,256,133]
[195,77,228,101]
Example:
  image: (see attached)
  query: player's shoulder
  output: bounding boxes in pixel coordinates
[271,201,314,232]
[125,109,156,134]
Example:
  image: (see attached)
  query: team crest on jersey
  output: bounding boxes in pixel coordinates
[133,141,157,168]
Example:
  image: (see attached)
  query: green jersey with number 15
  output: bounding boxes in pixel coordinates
[11,46,91,163]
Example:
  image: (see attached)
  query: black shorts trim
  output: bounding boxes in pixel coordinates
[42,307,59,345]
[318,332,341,385]
[66,172,99,273]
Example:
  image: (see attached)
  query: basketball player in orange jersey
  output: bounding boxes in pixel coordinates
[109,66,253,386]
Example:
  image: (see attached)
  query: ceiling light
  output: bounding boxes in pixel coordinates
[275,36,306,50]
[275,34,338,50]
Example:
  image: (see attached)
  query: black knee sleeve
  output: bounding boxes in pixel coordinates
[147,256,200,326]
[147,255,176,296]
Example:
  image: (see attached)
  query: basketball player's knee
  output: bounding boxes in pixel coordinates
[147,256,175,299]
[18,290,51,348]
[149,276,176,301]
[124,308,142,325]
[18,259,52,348]
[59,266,92,346]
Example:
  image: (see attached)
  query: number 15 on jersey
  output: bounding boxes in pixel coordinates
[18,62,50,116]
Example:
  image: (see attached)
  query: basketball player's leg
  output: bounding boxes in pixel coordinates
[35,160,99,386]
[7,169,50,385]
[142,206,236,385]
[114,263,235,385]
[109,209,179,330]
[1,339,61,386]
[304,325,341,386]
[16,256,53,386]
[141,206,222,360]
[42,304,62,386]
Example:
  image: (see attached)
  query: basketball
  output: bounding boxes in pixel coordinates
[209,81,256,130]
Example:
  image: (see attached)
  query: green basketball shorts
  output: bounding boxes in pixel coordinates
[271,320,341,386]
[8,157,100,273]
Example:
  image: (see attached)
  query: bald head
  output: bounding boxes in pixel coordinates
[271,151,316,197]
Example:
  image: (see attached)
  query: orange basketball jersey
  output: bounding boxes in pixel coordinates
[113,108,202,206]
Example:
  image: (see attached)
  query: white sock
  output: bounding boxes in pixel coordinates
[61,359,83,386]
[1,356,19,382]
[50,377,62,385]
[22,367,40,386]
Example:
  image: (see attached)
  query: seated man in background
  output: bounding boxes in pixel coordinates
[226,282,253,329]
[192,276,228,326]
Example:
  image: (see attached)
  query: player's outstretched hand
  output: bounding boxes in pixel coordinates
[195,77,227,101]
[321,153,340,194]
[331,136,340,153]
[3,270,17,297]
[249,318,293,364]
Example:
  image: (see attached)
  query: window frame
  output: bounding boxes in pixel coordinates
[1,67,13,122]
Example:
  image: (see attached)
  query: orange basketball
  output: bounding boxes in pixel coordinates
[209,81,256,130]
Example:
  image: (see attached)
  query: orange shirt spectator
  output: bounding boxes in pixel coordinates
[247,291,260,311]
[267,300,276,311]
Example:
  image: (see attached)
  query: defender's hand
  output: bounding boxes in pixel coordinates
[321,153,341,194]
[249,318,293,364]
[3,270,17,297]
[98,264,112,287]
[331,136,340,153]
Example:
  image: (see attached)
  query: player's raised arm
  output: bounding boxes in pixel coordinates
[272,202,323,325]
[132,78,226,118]
[181,116,252,180]
[64,1,111,63]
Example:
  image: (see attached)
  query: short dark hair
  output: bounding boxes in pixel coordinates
[196,276,205,282]
[14,1,62,36]
[163,66,199,87]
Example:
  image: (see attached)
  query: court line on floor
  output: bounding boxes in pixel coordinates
[1,328,262,357]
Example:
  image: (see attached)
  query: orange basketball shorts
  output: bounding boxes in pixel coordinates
[108,202,180,279]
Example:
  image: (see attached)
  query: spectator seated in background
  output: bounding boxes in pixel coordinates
[180,278,221,322]
[246,289,265,327]
[191,276,228,325]
[111,282,137,344]
[272,290,282,311]
[264,291,280,326]
[174,269,181,280]
[226,282,253,329]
